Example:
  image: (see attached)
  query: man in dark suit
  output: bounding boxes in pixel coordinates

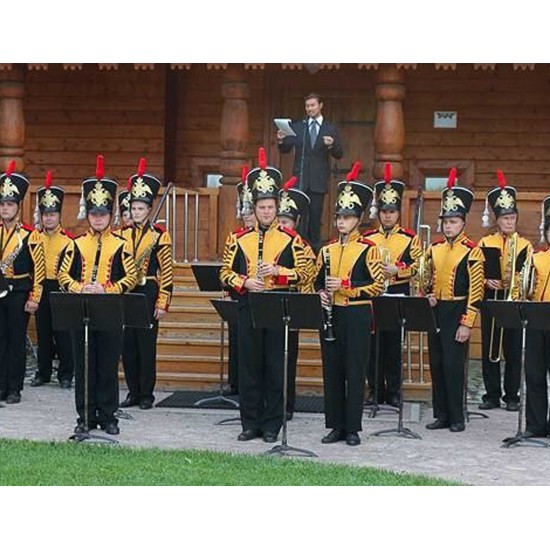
[277,93,343,252]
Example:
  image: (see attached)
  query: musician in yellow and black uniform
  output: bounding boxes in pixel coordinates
[0,161,45,405]
[424,169,484,433]
[30,171,75,389]
[114,182,133,232]
[363,164,422,407]
[524,197,550,438]
[315,162,384,446]
[59,156,137,435]
[276,176,317,419]
[478,173,532,412]
[220,148,310,443]
[119,158,173,410]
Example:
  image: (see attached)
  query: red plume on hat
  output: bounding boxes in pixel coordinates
[447,167,457,188]
[241,165,249,184]
[258,147,267,170]
[496,169,506,189]
[127,177,132,191]
[282,176,298,192]
[45,170,53,189]
[384,162,392,184]
[5,160,16,176]
[346,161,362,182]
[96,154,105,180]
[138,157,147,177]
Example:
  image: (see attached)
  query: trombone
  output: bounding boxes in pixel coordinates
[380,246,392,293]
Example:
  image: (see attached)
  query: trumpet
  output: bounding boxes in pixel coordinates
[380,246,391,293]
[322,247,336,342]
[489,232,518,362]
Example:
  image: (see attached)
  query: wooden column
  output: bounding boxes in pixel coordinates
[0,65,25,171]
[218,65,249,255]
[373,64,406,181]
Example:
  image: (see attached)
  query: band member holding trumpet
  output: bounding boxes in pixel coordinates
[315,162,384,446]
[424,168,484,433]
[220,148,310,443]
[0,161,45,405]
[276,176,317,419]
[363,163,422,407]
[119,158,173,410]
[478,171,532,412]
[524,197,550,438]
[59,155,137,435]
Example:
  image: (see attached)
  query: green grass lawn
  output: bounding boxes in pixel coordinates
[0,439,457,485]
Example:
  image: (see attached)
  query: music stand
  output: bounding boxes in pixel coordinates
[486,300,550,449]
[249,291,323,458]
[50,293,125,444]
[371,296,438,440]
[463,341,488,422]
[191,264,239,410]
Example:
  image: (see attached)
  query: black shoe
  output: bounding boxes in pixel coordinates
[479,401,500,410]
[59,379,72,389]
[449,423,465,433]
[523,430,546,438]
[346,432,361,446]
[387,395,400,408]
[74,421,97,434]
[286,411,294,421]
[0,392,8,402]
[104,422,120,435]
[222,386,238,397]
[30,376,50,387]
[139,400,153,410]
[237,429,261,442]
[119,396,139,408]
[364,392,377,406]
[5,392,21,404]
[262,432,278,443]
[322,428,346,444]
[505,402,520,412]
[426,419,450,430]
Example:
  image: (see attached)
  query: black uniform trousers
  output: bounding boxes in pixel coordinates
[320,305,371,433]
[72,327,123,427]
[427,301,467,425]
[287,329,299,414]
[122,281,159,405]
[367,329,401,404]
[227,321,239,392]
[480,296,521,405]
[0,291,30,397]
[237,298,284,434]
[298,191,324,253]
[36,280,74,383]
[525,329,550,436]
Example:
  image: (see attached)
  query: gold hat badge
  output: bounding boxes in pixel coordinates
[380,185,399,206]
[338,185,363,210]
[0,177,20,199]
[87,182,113,207]
[40,189,60,209]
[131,176,153,199]
[443,190,465,212]
[254,170,277,194]
[495,189,515,210]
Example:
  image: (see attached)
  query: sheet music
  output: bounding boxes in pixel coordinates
[274,118,296,137]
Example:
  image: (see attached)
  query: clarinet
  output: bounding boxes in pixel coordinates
[322,247,336,342]
[90,234,102,284]
[256,226,265,283]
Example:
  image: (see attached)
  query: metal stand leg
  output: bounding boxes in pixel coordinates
[266,305,317,458]
[372,322,421,440]
[463,342,488,422]
[502,323,550,449]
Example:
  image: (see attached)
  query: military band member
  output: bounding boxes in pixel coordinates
[477,172,531,412]
[424,169,484,433]
[30,171,75,389]
[115,180,133,231]
[58,155,137,435]
[0,161,45,405]
[315,162,384,446]
[119,158,173,410]
[276,176,316,419]
[364,163,421,407]
[219,148,310,443]
[524,197,550,438]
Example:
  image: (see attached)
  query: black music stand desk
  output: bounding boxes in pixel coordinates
[249,291,323,458]
[486,300,550,449]
[371,296,438,440]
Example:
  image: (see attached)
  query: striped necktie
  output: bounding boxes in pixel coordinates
[309,120,318,147]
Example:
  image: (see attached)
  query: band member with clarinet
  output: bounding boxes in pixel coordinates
[0,160,45,405]
[478,171,532,412]
[424,168,484,433]
[220,147,310,443]
[524,197,550,438]
[30,171,75,389]
[119,158,173,410]
[276,175,317,419]
[59,155,137,435]
[315,162,384,446]
[364,162,422,407]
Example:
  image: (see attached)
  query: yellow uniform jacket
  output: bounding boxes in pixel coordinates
[531,248,550,302]
[0,221,45,302]
[425,232,484,328]
[314,229,385,306]
[39,225,74,281]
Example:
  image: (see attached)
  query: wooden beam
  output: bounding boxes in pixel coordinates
[0,66,26,171]
[164,65,179,183]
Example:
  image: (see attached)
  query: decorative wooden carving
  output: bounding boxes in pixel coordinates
[358,63,378,70]
[435,64,457,71]
[319,63,340,70]
[281,64,302,70]
[0,64,13,71]
[134,63,155,71]
[474,64,496,71]
[27,64,48,71]
[207,64,227,70]
[98,63,119,71]
[0,66,25,171]
[513,63,535,71]
[244,64,265,70]
[373,64,406,181]
[170,63,192,70]
[63,64,83,70]
[396,64,417,70]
